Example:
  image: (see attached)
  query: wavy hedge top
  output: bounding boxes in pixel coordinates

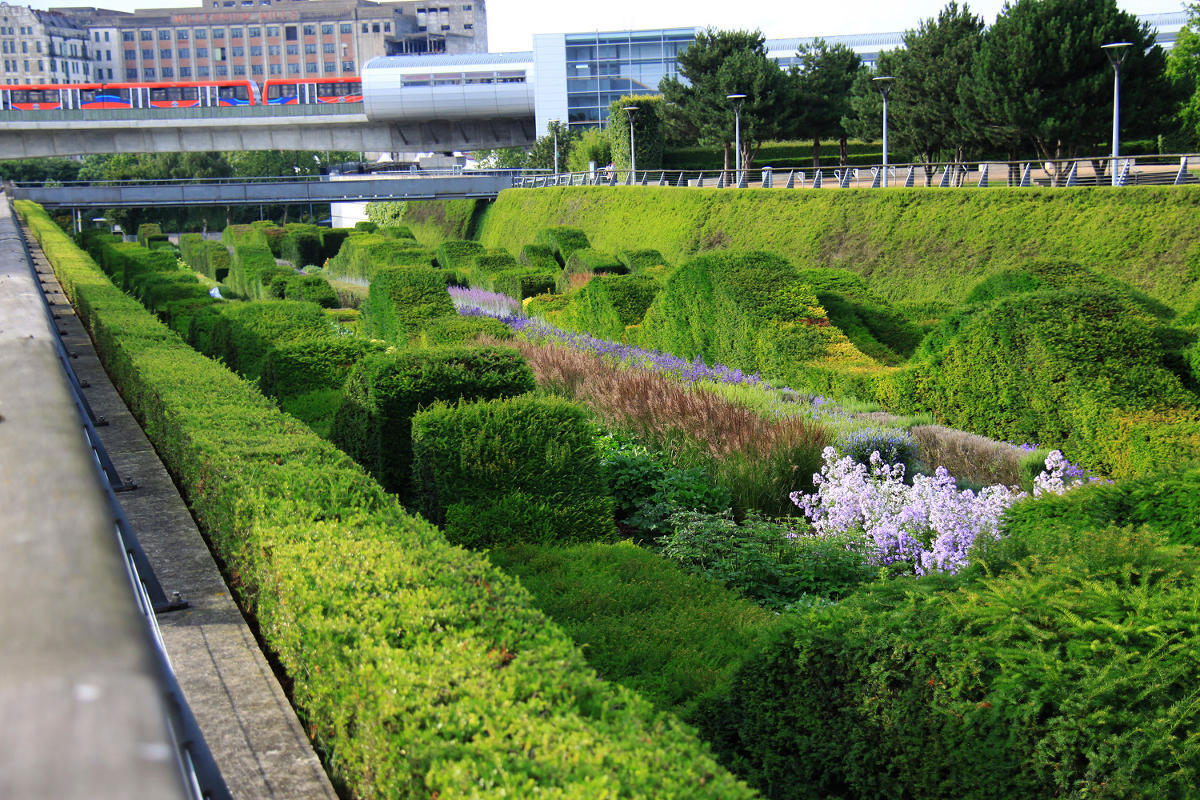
[477,186,1200,313]
[16,200,756,800]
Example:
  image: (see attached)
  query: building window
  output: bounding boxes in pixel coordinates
[286,44,298,55]
[361,23,367,33]
[250,45,261,55]
[93,31,100,41]
[321,23,332,35]
[372,22,381,33]
[125,49,135,59]
[248,26,260,37]
[305,61,317,72]
[285,25,297,41]
[177,29,188,39]
[268,45,279,55]
[463,3,471,9]
[441,24,450,31]
[322,42,334,54]
[266,25,279,36]
[230,27,242,38]
[342,60,353,71]
[178,47,189,58]
[180,66,191,76]
[232,46,244,56]
[304,43,315,54]
[324,61,334,72]
[161,66,173,77]
[251,63,262,74]
[105,31,110,41]
[196,47,208,57]
[233,64,245,75]
[198,65,209,75]
[195,29,207,39]
[142,49,152,60]
[215,64,227,75]
[143,66,155,77]
[339,23,351,34]
[383,22,390,32]
[268,62,280,74]
[302,24,315,35]
[140,30,152,41]
[126,68,138,78]
[213,29,224,39]
[159,29,170,40]
[160,48,171,59]
[123,31,134,41]
[287,62,299,74]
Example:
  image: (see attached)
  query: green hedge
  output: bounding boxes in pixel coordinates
[18,199,753,799]
[280,223,324,268]
[489,541,787,721]
[205,300,334,381]
[416,314,514,346]
[360,266,454,343]
[617,248,668,273]
[703,526,1200,799]
[325,233,432,282]
[796,267,925,363]
[318,228,352,263]
[136,222,162,248]
[566,248,625,275]
[519,243,560,271]
[411,394,616,548]
[284,274,339,308]
[229,242,280,299]
[331,345,535,497]
[637,250,857,389]
[435,239,483,271]
[488,267,557,300]
[259,337,386,400]
[536,225,591,263]
[558,274,660,340]
[477,187,1200,314]
[906,288,1200,475]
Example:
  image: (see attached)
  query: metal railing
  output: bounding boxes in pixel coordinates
[0,101,364,123]
[515,153,1200,190]
[12,167,543,190]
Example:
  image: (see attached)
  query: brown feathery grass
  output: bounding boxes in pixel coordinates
[512,339,829,515]
[910,424,1040,489]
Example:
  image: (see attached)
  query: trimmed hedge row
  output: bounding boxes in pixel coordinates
[557,274,660,340]
[360,266,455,344]
[325,233,432,282]
[19,199,757,799]
[476,187,1200,313]
[435,239,483,271]
[331,346,535,498]
[536,225,591,263]
[411,393,617,547]
[203,300,334,382]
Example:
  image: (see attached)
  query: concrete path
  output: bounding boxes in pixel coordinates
[17,216,337,800]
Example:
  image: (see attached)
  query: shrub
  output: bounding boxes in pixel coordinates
[488,267,557,300]
[206,241,232,282]
[360,266,454,343]
[353,220,377,232]
[487,540,786,721]
[331,346,535,497]
[325,234,432,282]
[19,199,753,800]
[833,425,923,478]
[411,393,616,546]
[416,314,513,346]
[965,258,1175,320]
[637,250,870,390]
[523,292,571,320]
[178,232,205,269]
[703,534,1200,800]
[518,243,559,271]
[229,242,279,298]
[536,225,590,263]
[284,274,339,308]
[318,228,352,262]
[207,300,333,380]
[280,223,324,267]
[136,222,162,248]
[259,337,387,400]
[557,273,659,340]
[435,239,483,271]
[617,248,669,273]
[471,248,518,275]
[659,510,876,608]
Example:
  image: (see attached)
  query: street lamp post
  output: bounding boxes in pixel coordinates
[1102,42,1132,186]
[550,120,560,175]
[622,105,638,180]
[727,93,746,185]
[872,76,894,187]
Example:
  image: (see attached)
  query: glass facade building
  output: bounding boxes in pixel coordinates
[561,28,694,128]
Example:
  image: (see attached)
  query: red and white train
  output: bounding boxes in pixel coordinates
[0,76,362,111]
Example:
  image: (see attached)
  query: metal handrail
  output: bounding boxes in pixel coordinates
[514,153,1200,190]
[12,167,548,190]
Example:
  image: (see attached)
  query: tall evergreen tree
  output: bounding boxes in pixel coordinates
[791,40,863,168]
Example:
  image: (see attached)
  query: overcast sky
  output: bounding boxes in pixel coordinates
[38,0,1188,52]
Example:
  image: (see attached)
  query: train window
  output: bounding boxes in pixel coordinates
[432,77,458,86]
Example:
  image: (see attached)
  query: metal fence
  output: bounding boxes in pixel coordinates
[515,153,1199,190]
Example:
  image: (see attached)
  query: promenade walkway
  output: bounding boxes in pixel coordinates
[1,199,336,799]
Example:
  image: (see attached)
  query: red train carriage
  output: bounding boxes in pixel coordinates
[261,77,362,105]
[0,79,258,111]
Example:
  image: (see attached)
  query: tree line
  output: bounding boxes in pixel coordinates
[498,0,1200,177]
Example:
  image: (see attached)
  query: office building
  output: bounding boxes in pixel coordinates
[0,2,90,84]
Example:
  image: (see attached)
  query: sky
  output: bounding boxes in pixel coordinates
[36,0,1188,52]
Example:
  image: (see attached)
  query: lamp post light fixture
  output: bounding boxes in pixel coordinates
[872,76,895,187]
[726,93,746,185]
[622,105,639,180]
[1102,42,1132,186]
